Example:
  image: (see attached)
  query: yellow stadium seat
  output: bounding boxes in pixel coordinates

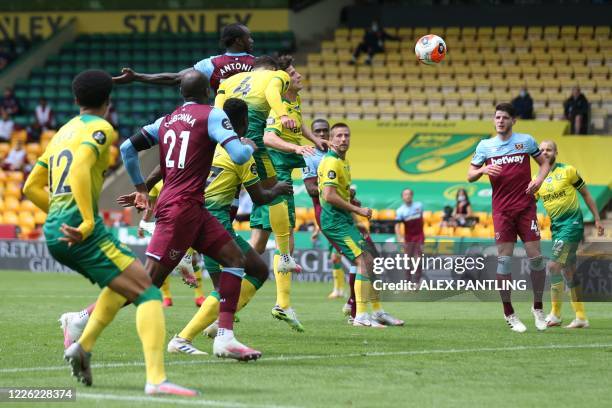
[478,26,494,39]
[444,92,462,107]
[3,211,18,225]
[321,40,336,53]
[430,106,447,121]
[412,105,429,120]
[398,27,412,39]
[494,26,510,39]
[4,183,22,200]
[377,92,393,107]
[378,106,396,120]
[25,143,41,156]
[462,27,477,39]
[307,54,323,65]
[0,213,3,224]
[594,26,610,39]
[395,105,412,120]
[346,106,363,120]
[0,197,4,212]
[474,80,492,94]
[19,200,37,212]
[447,107,464,120]
[438,226,455,237]
[328,105,346,119]
[10,130,27,144]
[560,25,576,39]
[335,28,349,38]
[577,26,593,39]
[464,106,482,120]
[455,227,473,238]
[19,211,35,229]
[424,225,439,238]
[376,209,396,221]
[0,144,9,160]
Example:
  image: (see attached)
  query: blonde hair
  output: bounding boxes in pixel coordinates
[540,140,558,153]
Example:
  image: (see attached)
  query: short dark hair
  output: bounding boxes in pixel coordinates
[278,55,294,71]
[330,122,350,133]
[254,55,279,70]
[72,69,112,109]
[311,118,329,129]
[495,102,516,117]
[220,23,247,48]
[223,98,248,136]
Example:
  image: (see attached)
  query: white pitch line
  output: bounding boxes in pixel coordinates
[77,392,298,408]
[2,343,611,374]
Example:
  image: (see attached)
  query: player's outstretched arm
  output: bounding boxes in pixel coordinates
[67,145,98,241]
[246,181,293,205]
[112,67,191,85]
[263,130,315,156]
[23,162,49,213]
[323,185,371,219]
[145,165,163,191]
[578,185,605,236]
[264,78,295,129]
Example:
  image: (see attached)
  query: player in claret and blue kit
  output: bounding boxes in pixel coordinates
[468,103,551,333]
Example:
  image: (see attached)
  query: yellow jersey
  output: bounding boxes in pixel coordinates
[215,69,290,139]
[264,96,303,145]
[204,146,260,211]
[535,162,585,228]
[39,114,115,216]
[318,149,353,227]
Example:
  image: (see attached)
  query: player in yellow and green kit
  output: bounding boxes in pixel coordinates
[138,180,206,308]
[215,56,327,276]
[318,123,404,328]
[536,140,605,329]
[262,59,329,330]
[22,70,197,396]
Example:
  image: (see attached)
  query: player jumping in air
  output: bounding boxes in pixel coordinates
[23,70,198,396]
[468,103,551,333]
[112,23,255,94]
[215,56,328,275]
[318,123,404,328]
[536,140,605,329]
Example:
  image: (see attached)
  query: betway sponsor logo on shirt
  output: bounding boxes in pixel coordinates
[490,154,525,166]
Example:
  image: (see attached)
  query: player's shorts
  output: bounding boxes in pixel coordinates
[250,151,302,231]
[492,201,540,243]
[147,200,232,269]
[322,220,366,262]
[550,223,583,265]
[44,215,135,287]
[313,199,343,254]
[204,207,252,273]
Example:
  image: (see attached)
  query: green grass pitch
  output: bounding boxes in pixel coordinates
[1,270,611,408]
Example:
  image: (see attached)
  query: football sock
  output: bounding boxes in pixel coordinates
[569,283,587,321]
[355,273,369,315]
[273,252,291,309]
[332,263,345,292]
[179,291,220,341]
[496,274,514,316]
[193,266,204,299]
[218,268,244,330]
[160,276,172,300]
[269,200,291,255]
[530,266,546,310]
[370,283,383,313]
[550,274,564,317]
[135,298,166,385]
[349,268,356,317]
[239,276,262,310]
[78,287,126,352]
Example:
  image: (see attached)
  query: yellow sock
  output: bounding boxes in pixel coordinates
[160,277,172,300]
[178,292,220,341]
[238,278,258,310]
[570,286,587,321]
[332,264,345,291]
[370,283,382,313]
[550,274,564,317]
[193,268,204,298]
[136,300,166,385]
[78,288,126,352]
[355,274,368,315]
[273,253,291,309]
[270,200,290,255]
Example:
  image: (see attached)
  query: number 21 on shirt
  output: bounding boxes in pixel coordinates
[163,130,190,169]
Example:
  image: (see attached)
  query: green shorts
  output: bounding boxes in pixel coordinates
[44,213,135,287]
[204,207,252,274]
[550,223,583,265]
[322,220,366,262]
[249,149,303,231]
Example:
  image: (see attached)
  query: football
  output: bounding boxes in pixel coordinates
[415,34,447,65]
